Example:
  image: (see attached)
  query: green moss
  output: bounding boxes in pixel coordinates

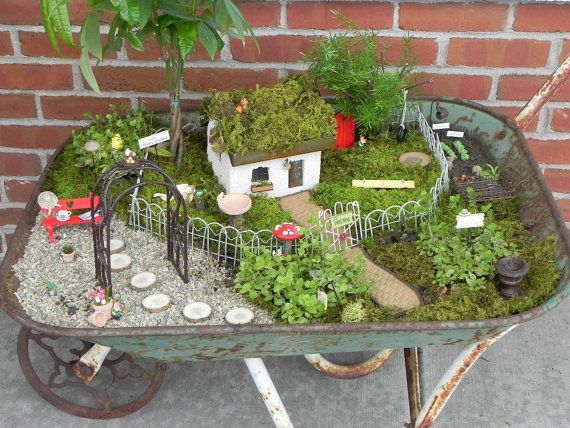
[204,75,335,154]
[314,131,440,214]
[244,196,293,231]
[341,300,367,323]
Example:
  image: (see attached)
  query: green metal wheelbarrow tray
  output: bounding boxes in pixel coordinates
[1,64,569,426]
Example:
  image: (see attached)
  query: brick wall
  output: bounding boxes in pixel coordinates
[1,1,569,258]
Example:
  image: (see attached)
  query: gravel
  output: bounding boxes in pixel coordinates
[12,215,275,328]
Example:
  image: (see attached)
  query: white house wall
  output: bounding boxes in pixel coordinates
[207,121,322,198]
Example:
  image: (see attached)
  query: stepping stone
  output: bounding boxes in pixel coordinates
[130,272,157,291]
[107,239,125,254]
[110,253,132,272]
[142,294,171,313]
[225,308,254,325]
[183,302,212,323]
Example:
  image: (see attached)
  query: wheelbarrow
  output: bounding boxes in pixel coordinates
[1,60,569,427]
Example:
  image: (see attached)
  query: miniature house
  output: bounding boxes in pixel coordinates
[207,122,334,198]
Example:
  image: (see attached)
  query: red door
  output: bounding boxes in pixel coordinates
[334,113,356,150]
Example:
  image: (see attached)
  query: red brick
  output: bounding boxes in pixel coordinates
[0,126,76,150]
[126,40,215,61]
[0,208,24,227]
[231,36,315,63]
[0,153,42,176]
[400,3,507,31]
[0,32,13,56]
[560,40,570,65]
[183,68,278,92]
[447,39,550,68]
[4,232,14,247]
[544,169,570,194]
[41,96,131,120]
[527,139,570,164]
[0,64,73,90]
[490,106,538,132]
[514,4,570,32]
[237,1,280,27]
[377,37,438,66]
[288,2,393,30]
[498,75,570,102]
[91,67,166,92]
[0,0,100,25]
[4,180,37,203]
[19,32,116,60]
[551,109,570,132]
[556,199,570,222]
[412,73,492,100]
[139,98,201,113]
[0,95,37,119]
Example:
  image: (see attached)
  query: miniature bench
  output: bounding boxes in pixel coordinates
[41,194,101,244]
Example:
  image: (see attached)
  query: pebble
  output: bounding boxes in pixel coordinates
[12,215,275,328]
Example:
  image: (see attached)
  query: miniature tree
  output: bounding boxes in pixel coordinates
[40,0,255,166]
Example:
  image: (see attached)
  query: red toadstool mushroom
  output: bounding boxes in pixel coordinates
[272,223,303,255]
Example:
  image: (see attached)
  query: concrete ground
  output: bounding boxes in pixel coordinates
[0,298,567,428]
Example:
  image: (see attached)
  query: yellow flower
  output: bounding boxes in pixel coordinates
[111,134,124,150]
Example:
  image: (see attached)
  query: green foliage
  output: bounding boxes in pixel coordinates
[341,300,367,323]
[452,140,470,161]
[440,142,456,158]
[304,12,413,136]
[61,244,74,254]
[314,131,439,214]
[417,198,517,291]
[203,75,335,154]
[71,105,155,174]
[479,164,500,180]
[235,236,370,323]
[243,196,293,231]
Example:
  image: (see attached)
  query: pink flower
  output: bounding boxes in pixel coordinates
[91,287,107,305]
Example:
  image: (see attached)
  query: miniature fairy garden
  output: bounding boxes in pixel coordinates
[9,10,563,329]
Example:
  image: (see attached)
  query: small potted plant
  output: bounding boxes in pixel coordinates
[87,286,114,327]
[251,181,274,193]
[60,244,75,263]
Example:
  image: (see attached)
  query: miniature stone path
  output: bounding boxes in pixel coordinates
[280,192,421,309]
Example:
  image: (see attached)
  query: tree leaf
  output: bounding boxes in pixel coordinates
[156,0,201,22]
[198,22,220,60]
[137,0,151,27]
[80,48,101,93]
[40,0,62,55]
[127,32,144,51]
[47,0,76,48]
[80,12,103,59]
[110,0,139,25]
[177,22,198,59]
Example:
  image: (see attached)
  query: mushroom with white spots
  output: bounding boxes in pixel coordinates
[272,223,303,255]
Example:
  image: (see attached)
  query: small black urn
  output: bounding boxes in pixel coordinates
[496,257,529,298]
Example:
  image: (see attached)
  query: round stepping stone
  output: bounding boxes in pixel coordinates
[142,294,171,313]
[183,302,212,323]
[110,253,132,272]
[107,239,125,254]
[399,152,431,168]
[130,272,157,291]
[225,308,254,325]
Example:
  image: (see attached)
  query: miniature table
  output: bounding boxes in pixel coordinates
[41,195,100,244]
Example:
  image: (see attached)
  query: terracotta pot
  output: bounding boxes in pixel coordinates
[91,299,114,321]
[87,311,107,327]
[61,250,75,263]
[497,257,529,298]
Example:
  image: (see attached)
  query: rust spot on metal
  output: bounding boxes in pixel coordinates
[307,350,394,379]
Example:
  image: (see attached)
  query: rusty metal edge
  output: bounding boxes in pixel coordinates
[0,96,568,341]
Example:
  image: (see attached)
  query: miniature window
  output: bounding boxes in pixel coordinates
[251,167,269,182]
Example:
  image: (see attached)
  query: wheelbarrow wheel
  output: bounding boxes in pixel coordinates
[17,327,166,419]
[305,349,395,379]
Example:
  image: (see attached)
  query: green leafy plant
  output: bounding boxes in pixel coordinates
[304,11,415,136]
[204,75,335,154]
[61,244,74,254]
[452,140,470,161]
[340,300,367,323]
[235,236,369,323]
[41,0,255,166]
[440,142,456,158]
[479,164,500,180]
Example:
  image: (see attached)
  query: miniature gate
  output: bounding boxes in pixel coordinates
[91,156,189,296]
[317,201,363,250]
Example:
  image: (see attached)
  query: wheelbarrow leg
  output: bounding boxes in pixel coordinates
[244,358,293,428]
[410,325,517,428]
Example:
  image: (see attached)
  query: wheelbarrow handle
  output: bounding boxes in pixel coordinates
[73,343,112,382]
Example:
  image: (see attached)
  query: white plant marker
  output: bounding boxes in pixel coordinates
[110,253,132,272]
[225,308,254,324]
[130,272,156,291]
[142,294,171,313]
[183,302,212,323]
[107,239,125,254]
[455,209,485,229]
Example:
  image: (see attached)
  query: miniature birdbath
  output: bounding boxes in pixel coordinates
[217,193,252,229]
[496,257,529,298]
[399,152,431,167]
[272,223,303,255]
[37,191,59,216]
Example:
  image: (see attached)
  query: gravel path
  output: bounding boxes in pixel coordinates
[12,215,274,328]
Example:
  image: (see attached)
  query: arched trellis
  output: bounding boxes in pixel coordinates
[90,156,188,298]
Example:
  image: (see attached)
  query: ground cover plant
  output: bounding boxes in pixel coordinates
[313,130,440,214]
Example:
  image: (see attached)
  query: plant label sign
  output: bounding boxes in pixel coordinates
[138,130,170,149]
[447,130,464,138]
[456,210,485,229]
[330,212,354,229]
[432,122,450,130]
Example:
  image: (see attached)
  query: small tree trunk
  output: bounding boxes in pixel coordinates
[168,53,185,167]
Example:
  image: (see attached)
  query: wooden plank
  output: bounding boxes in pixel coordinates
[352,179,415,189]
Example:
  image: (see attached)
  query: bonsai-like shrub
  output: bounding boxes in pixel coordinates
[340,300,367,323]
[204,75,335,154]
[304,12,415,136]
